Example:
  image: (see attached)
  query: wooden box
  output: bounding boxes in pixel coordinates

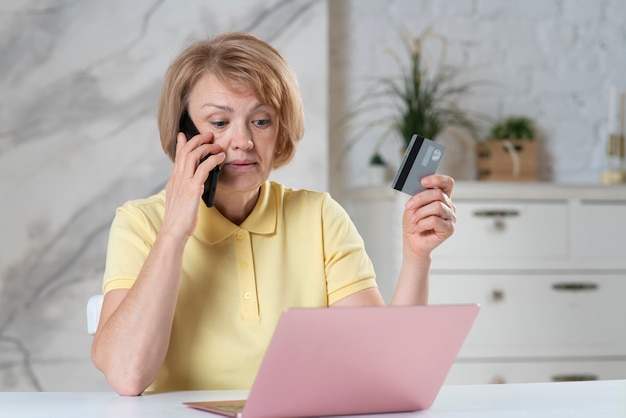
[476,140,538,181]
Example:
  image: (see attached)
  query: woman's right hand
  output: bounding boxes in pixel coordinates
[162,132,225,240]
[92,131,225,396]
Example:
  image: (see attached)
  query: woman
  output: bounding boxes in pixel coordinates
[91,32,456,396]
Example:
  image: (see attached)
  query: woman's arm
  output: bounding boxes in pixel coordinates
[91,232,186,395]
[91,134,225,395]
[390,174,455,305]
[333,174,456,307]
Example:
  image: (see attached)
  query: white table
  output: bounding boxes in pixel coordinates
[1,380,624,418]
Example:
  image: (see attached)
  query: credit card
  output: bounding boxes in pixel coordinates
[391,134,446,195]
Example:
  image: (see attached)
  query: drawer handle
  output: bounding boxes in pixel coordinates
[552,374,598,382]
[472,209,520,218]
[552,282,598,292]
[491,289,505,303]
[489,375,507,384]
[473,209,520,231]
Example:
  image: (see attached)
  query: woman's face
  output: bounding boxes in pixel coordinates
[187,73,279,197]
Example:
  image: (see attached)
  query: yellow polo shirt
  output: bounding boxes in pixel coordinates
[102,181,377,391]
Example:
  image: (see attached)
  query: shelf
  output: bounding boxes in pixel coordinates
[347,181,626,202]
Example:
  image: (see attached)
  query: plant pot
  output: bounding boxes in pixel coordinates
[476,140,538,181]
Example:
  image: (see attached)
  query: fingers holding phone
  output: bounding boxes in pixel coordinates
[161,125,224,240]
[173,132,222,175]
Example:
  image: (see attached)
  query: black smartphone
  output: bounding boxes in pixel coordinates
[179,111,220,207]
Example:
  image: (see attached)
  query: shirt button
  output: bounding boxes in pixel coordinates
[236,232,245,240]
[241,261,249,269]
[244,291,252,300]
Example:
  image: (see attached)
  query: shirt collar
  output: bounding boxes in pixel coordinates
[197,181,277,244]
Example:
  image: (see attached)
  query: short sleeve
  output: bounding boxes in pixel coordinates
[321,194,377,304]
[102,200,161,294]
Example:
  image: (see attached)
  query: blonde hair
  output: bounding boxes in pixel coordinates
[157,32,305,168]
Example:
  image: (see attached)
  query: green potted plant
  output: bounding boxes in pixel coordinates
[488,116,535,141]
[341,28,482,160]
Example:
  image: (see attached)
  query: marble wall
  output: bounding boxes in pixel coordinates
[0,0,327,391]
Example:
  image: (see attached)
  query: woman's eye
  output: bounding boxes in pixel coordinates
[211,120,228,128]
[253,119,271,128]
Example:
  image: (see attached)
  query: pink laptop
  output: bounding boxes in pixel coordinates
[184,304,479,418]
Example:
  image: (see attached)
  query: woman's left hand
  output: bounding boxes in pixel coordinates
[402,174,456,259]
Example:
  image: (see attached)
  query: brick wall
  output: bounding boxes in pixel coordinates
[329,0,626,191]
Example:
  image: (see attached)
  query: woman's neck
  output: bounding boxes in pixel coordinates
[213,186,261,225]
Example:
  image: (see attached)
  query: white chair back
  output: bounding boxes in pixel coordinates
[86,294,104,335]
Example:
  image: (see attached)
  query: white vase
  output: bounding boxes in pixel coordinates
[368,165,387,185]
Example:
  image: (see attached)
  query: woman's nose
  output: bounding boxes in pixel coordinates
[229,124,254,150]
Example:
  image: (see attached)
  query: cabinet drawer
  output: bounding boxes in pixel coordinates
[575,202,626,260]
[434,201,569,266]
[430,274,626,357]
[445,360,626,385]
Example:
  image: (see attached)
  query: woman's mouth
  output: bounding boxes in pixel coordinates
[225,159,257,170]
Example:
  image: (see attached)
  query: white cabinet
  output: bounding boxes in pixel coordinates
[346,182,626,384]
[435,201,570,263]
